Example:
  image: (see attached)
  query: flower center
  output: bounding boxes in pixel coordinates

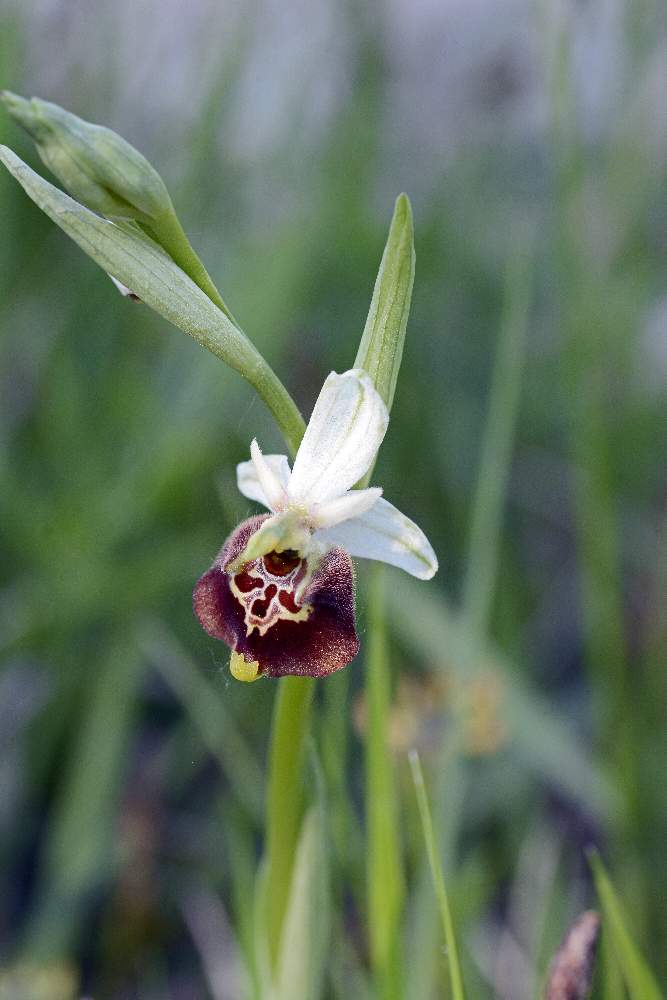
[229,549,313,637]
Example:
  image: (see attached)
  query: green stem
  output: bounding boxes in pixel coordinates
[145,215,307,458]
[366,567,403,999]
[156,188,310,967]
[242,350,306,459]
[159,194,311,968]
[150,157,311,969]
[147,209,238,325]
[264,675,315,965]
[461,237,532,637]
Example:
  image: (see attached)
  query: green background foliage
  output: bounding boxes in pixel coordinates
[0,2,666,996]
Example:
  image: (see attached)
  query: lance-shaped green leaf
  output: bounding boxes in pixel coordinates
[354,193,415,413]
[588,850,663,1000]
[1,91,233,319]
[0,145,305,455]
[274,800,330,1000]
[23,638,143,957]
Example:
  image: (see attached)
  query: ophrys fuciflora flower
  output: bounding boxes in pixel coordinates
[194,369,437,680]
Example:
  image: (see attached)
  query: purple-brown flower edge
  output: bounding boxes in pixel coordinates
[193,515,359,678]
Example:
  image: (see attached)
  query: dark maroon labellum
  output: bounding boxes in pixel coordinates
[193,515,359,678]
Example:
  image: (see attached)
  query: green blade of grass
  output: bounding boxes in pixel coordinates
[462,229,533,637]
[321,668,363,877]
[21,635,144,959]
[406,728,466,1000]
[386,577,619,822]
[600,928,626,1000]
[274,806,328,1000]
[138,619,264,821]
[366,566,404,1000]
[547,9,632,806]
[274,752,330,1000]
[329,912,374,1000]
[588,850,663,1000]
[223,805,263,998]
[408,750,466,1000]
[408,232,532,999]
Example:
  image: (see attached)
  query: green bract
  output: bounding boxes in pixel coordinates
[354,193,414,489]
[0,145,305,455]
[355,192,415,413]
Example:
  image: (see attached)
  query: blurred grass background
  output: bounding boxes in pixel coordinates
[0,1,666,997]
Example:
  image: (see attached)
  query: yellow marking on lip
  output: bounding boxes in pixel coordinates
[230,651,261,682]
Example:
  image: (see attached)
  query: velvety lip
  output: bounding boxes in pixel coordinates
[193,514,359,677]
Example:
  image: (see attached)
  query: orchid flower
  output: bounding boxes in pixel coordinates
[194,369,437,681]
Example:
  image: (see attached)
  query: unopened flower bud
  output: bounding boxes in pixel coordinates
[1,92,235,317]
[0,91,172,223]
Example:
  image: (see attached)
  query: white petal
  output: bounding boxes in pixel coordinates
[317,497,438,579]
[288,369,389,505]
[237,445,290,510]
[311,488,382,529]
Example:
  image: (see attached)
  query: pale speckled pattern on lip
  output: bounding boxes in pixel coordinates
[193,514,359,677]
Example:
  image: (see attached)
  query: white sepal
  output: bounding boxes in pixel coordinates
[237,446,290,510]
[312,487,382,529]
[318,497,438,580]
[287,370,389,505]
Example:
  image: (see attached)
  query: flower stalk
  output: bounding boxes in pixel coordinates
[264,675,316,965]
[259,194,421,974]
[366,567,404,999]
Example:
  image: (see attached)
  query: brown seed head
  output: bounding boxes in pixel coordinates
[544,910,601,1000]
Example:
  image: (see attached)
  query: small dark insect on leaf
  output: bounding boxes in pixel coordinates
[108,273,141,301]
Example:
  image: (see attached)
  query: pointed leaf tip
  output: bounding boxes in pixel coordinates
[588,849,663,1000]
[393,192,413,238]
[0,90,24,112]
[0,146,258,378]
[1,94,237,320]
[354,193,415,418]
[2,92,172,220]
[394,191,412,223]
[0,90,51,145]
